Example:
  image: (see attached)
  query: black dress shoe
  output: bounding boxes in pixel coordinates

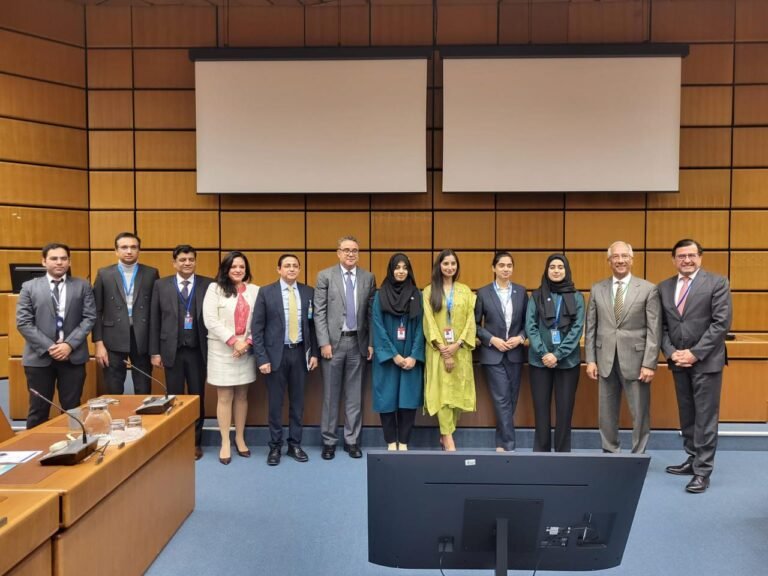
[286,446,309,462]
[321,445,336,460]
[686,475,710,493]
[666,461,694,475]
[267,446,281,466]
[343,443,363,459]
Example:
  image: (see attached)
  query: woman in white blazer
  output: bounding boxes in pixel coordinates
[203,251,259,465]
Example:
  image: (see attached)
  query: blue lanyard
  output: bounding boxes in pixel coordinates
[551,295,562,330]
[176,279,195,316]
[493,281,512,309]
[676,277,694,308]
[118,265,137,299]
[445,284,455,324]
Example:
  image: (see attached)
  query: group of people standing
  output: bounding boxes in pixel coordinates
[16,233,732,493]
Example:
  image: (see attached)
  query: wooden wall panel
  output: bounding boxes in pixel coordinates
[433,211,495,249]
[645,251,729,285]
[496,211,564,250]
[433,175,494,209]
[498,1,530,44]
[86,49,132,89]
[371,0,434,46]
[135,132,196,170]
[679,128,732,167]
[0,74,85,128]
[0,162,88,209]
[226,6,304,47]
[305,251,371,286]
[682,43,734,85]
[241,251,307,287]
[0,207,89,249]
[371,212,432,249]
[306,212,368,249]
[647,169,730,209]
[733,128,768,167]
[306,194,369,211]
[732,169,768,208]
[221,212,306,250]
[530,1,569,44]
[0,336,7,378]
[132,6,217,48]
[730,252,768,291]
[89,171,135,209]
[731,211,768,249]
[680,86,733,126]
[0,294,8,335]
[0,250,90,292]
[88,90,132,129]
[88,131,133,170]
[436,0,497,45]
[220,194,304,211]
[651,0,735,42]
[137,211,220,250]
[90,211,134,250]
[565,211,645,250]
[0,118,86,169]
[646,210,730,250]
[134,91,195,129]
[735,0,768,41]
[496,251,549,291]
[735,43,768,84]
[138,250,220,280]
[136,172,218,210]
[567,0,648,43]
[565,192,645,210]
[0,29,84,87]
[732,293,768,331]
[133,50,195,89]
[734,86,768,126]
[85,5,132,48]
[566,251,646,292]
[497,193,564,210]
[305,2,370,47]
[447,251,494,290]
[371,188,433,210]
[371,251,433,286]
[0,0,84,45]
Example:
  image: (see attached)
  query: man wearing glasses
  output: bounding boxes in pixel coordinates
[659,239,732,493]
[585,241,661,454]
[314,235,376,460]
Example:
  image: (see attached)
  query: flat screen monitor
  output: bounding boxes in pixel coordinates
[10,264,47,294]
[368,451,649,574]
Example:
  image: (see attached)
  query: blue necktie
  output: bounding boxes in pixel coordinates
[345,272,357,330]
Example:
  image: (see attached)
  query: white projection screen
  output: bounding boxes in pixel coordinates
[442,56,683,193]
[195,58,427,194]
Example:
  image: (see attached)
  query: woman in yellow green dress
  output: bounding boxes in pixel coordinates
[422,249,477,451]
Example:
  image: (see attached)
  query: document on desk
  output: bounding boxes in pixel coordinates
[0,464,15,477]
[0,450,42,464]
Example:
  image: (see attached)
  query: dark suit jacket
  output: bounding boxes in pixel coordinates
[658,268,732,374]
[251,281,319,371]
[474,282,527,365]
[16,275,96,367]
[92,263,159,354]
[149,274,212,368]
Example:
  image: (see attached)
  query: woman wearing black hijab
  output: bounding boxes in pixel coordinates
[372,253,425,450]
[524,254,585,452]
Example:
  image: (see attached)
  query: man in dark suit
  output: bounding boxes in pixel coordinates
[252,254,319,466]
[149,245,212,460]
[659,239,732,493]
[16,243,96,428]
[314,235,376,460]
[474,252,527,452]
[93,232,159,395]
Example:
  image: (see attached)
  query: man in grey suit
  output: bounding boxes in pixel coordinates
[585,241,661,454]
[93,232,159,395]
[658,239,732,494]
[16,243,96,428]
[314,235,376,460]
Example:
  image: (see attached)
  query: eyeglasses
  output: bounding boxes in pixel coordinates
[675,253,700,261]
[610,254,632,262]
[339,248,359,255]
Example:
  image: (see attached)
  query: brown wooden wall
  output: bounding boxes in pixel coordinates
[1,0,767,426]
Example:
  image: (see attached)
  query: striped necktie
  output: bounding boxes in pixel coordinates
[614,281,624,323]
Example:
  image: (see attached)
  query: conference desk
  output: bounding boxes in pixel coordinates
[0,491,58,576]
[0,395,198,576]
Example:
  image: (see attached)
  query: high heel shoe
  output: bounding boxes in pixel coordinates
[219,447,232,465]
[236,445,251,458]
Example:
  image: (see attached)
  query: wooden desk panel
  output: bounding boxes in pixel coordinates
[0,491,58,576]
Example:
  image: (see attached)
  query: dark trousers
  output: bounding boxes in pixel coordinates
[103,328,152,395]
[483,358,523,451]
[380,409,416,445]
[25,362,86,429]
[266,345,307,449]
[165,346,206,446]
[530,365,580,452]
[672,369,723,477]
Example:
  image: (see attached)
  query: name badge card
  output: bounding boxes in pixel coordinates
[443,327,455,343]
[397,325,406,341]
[550,329,561,345]
[184,313,193,330]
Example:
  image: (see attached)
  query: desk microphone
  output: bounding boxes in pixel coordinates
[29,388,98,466]
[124,360,176,415]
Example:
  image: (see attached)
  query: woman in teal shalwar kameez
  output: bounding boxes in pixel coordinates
[372,253,425,450]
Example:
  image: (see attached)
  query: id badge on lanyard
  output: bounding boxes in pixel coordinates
[444,285,455,343]
[550,296,563,346]
[397,317,406,341]
[178,281,195,330]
